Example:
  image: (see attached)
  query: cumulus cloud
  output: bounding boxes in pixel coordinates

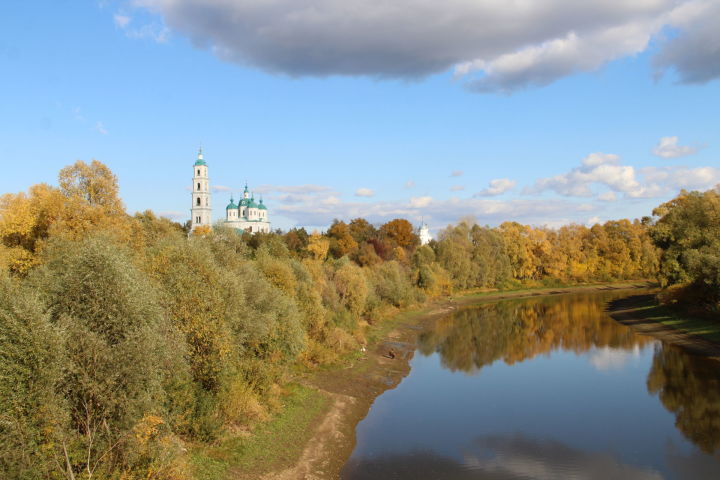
[653,0,720,84]
[652,136,697,158]
[598,191,618,202]
[526,153,643,197]
[409,196,433,208]
[587,216,602,226]
[355,187,375,197]
[641,165,720,192]
[475,178,516,197]
[527,152,720,199]
[271,184,606,231]
[135,0,720,92]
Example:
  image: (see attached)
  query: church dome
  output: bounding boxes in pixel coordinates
[194,148,207,166]
[258,199,267,210]
[226,197,237,210]
[248,198,259,209]
[239,198,250,207]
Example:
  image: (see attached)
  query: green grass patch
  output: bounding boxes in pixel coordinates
[624,298,720,343]
[190,383,330,480]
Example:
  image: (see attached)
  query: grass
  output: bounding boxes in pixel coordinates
[190,383,330,480]
[628,300,720,343]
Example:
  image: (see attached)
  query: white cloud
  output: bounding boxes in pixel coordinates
[451,170,464,177]
[355,187,375,197]
[598,191,617,202]
[114,14,131,29]
[527,152,720,199]
[652,136,697,158]
[475,178,516,197]
[255,184,333,194]
[95,121,108,135]
[641,166,720,192]
[526,153,643,197]
[587,216,602,226]
[212,185,233,192]
[136,0,720,92]
[405,180,416,188]
[450,185,465,192]
[158,210,185,220]
[410,196,433,208]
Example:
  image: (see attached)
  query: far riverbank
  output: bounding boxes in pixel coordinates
[608,294,720,359]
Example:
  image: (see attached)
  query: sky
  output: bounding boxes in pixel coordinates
[1,0,719,233]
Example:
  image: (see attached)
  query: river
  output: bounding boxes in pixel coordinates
[341,289,720,480]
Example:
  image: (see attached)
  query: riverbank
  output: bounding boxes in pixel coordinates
[192,281,654,480]
[608,294,720,358]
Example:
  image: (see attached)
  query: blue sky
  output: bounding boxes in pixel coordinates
[1,1,718,232]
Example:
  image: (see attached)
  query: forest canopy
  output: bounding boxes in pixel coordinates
[0,160,715,479]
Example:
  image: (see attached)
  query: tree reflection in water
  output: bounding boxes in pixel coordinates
[417,292,720,455]
[417,292,655,373]
[647,344,720,453]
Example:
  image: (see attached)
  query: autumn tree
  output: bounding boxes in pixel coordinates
[348,217,377,244]
[327,220,359,258]
[380,218,419,250]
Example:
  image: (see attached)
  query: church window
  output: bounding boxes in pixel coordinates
[197,169,200,175]
[196,198,201,206]
[197,182,201,190]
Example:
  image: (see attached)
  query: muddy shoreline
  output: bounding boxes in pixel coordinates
[262,282,655,480]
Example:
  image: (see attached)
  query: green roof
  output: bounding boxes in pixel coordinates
[239,198,250,207]
[248,198,258,208]
[194,148,206,166]
[226,197,237,210]
[258,199,267,210]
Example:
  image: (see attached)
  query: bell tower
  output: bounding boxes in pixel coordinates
[190,148,211,231]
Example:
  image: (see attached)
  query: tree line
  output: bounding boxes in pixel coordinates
[0,160,715,479]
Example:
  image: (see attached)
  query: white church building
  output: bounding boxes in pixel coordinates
[190,149,271,234]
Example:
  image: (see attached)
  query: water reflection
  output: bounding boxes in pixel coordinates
[647,344,720,453]
[343,434,664,480]
[343,291,720,479]
[417,292,655,373]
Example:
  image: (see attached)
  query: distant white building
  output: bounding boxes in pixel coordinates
[419,222,432,245]
[190,149,271,233]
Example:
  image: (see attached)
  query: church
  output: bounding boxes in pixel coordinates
[190,149,271,233]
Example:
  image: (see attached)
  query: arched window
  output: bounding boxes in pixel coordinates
[196,198,201,206]
[197,169,200,175]
[206,198,209,206]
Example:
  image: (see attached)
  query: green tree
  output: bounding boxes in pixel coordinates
[650,188,720,306]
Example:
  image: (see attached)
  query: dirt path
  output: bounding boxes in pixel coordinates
[608,294,720,359]
[259,282,655,480]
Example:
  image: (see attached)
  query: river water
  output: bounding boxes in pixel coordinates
[341,290,720,480]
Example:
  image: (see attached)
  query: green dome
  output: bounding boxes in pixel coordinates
[194,148,206,166]
[258,199,267,210]
[248,199,258,209]
[239,198,250,207]
[226,197,237,210]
